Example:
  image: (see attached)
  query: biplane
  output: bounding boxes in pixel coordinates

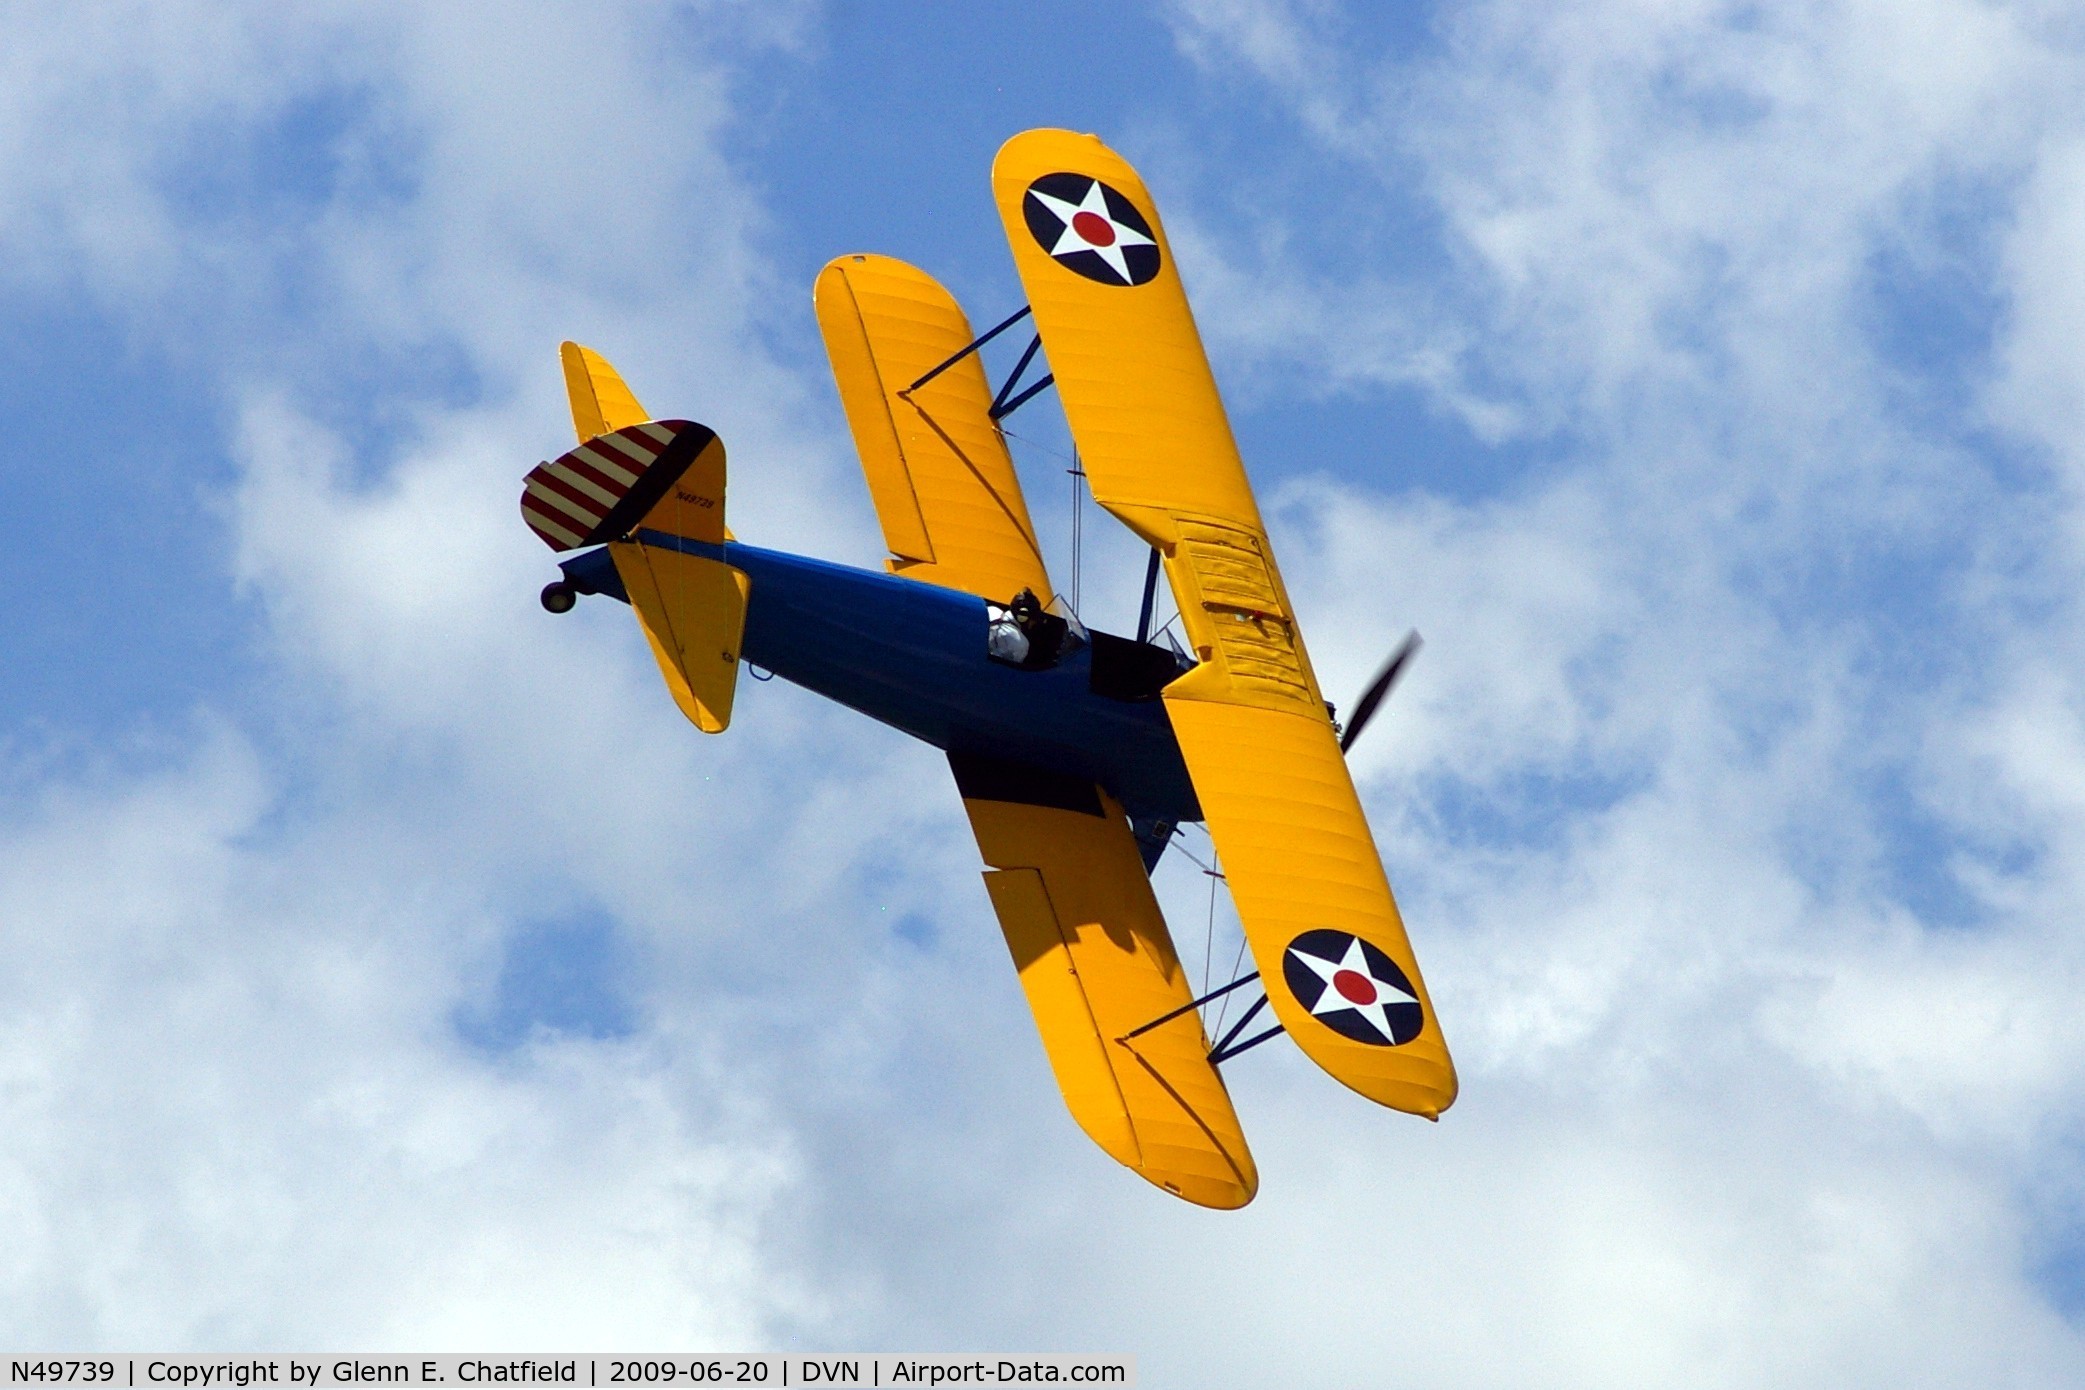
[519,130,1455,1208]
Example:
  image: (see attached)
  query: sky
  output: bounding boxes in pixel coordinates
[9,0,2085,1382]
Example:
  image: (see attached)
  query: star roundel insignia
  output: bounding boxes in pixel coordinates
[1022,173,1161,287]
[1282,929,1425,1047]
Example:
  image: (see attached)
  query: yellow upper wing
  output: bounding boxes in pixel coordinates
[815,255,1050,603]
[991,129,1456,1118]
[986,134,1262,546]
[955,757,1256,1209]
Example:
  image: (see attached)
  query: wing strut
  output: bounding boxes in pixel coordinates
[1135,546,1162,643]
[902,303,1032,396]
[988,335,1044,417]
[988,343,1055,420]
[1206,996,1283,1065]
[1120,969,1287,1067]
[1120,970,1259,1042]
[892,301,1059,422]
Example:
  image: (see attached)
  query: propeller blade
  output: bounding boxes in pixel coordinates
[1339,630,1421,754]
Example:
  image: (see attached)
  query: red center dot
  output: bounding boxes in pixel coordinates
[1333,969,1378,1006]
[1072,211,1117,247]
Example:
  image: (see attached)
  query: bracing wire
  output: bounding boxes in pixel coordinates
[997,424,1090,617]
[1167,836,1215,874]
[1210,922,1252,1041]
[1173,840,1248,1037]
[997,423,1076,467]
[1164,831,1235,1023]
[1068,451,1085,614]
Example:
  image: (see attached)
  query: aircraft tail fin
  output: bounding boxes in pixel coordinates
[526,422,745,732]
[562,340,651,442]
[527,342,732,553]
[524,346,746,734]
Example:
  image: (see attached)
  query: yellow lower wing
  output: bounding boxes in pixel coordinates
[957,763,1256,1208]
[815,255,1050,602]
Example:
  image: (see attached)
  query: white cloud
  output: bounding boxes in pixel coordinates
[0,722,809,1345]
[0,0,850,1349]
[1135,0,2085,1381]
[17,0,2085,1380]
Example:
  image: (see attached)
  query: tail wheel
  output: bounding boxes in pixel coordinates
[540,581,577,614]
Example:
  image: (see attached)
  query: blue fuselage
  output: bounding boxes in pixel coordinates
[560,534,1202,825]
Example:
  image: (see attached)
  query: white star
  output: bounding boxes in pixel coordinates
[1028,179,1155,285]
[1286,936,1417,1043]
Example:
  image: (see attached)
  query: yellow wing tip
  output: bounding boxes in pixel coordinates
[1354,1067,1458,1121]
[995,127,1102,154]
[813,254,955,322]
[992,129,1123,186]
[1071,1122,1257,1210]
[1158,1174,1256,1210]
[816,250,903,276]
[1131,1145,1258,1210]
[1116,1150,1257,1209]
[811,257,852,295]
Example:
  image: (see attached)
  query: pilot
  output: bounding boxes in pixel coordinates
[987,588,1061,666]
[987,598,1031,664]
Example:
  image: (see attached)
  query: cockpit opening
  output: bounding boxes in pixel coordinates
[986,588,1074,670]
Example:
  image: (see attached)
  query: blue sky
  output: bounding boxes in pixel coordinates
[10,0,2085,1382]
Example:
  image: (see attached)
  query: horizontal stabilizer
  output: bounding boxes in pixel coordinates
[520,420,722,552]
